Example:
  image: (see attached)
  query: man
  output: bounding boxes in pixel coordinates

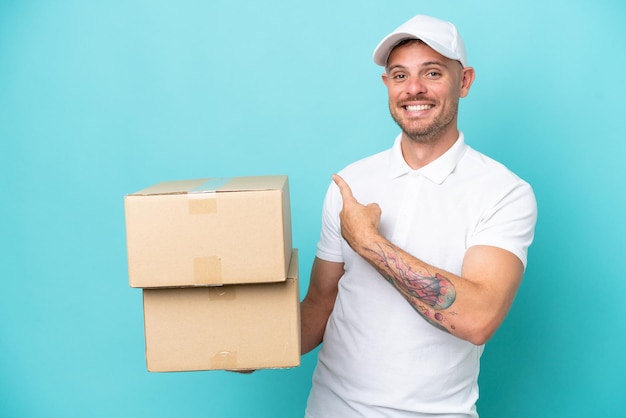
[301,14,537,417]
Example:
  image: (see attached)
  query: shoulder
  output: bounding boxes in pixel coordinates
[332,148,395,204]
[461,146,533,193]
[339,148,391,177]
[456,146,537,225]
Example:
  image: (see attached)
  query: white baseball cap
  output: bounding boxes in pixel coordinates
[373,14,467,67]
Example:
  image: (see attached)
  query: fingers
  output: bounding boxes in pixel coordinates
[332,174,355,203]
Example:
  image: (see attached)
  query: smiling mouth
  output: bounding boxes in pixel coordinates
[404,104,434,111]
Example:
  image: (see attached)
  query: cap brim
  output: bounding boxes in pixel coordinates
[373,33,413,66]
[373,32,463,67]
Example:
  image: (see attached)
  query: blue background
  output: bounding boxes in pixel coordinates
[2,1,625,417]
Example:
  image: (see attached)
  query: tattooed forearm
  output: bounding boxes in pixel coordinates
[365,243,457,330]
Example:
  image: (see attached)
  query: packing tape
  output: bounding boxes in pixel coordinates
[187,193,217,214]
[191,177,231,192]
[187,178,232,214]
[193,256,222,285]
[210,351,238,370]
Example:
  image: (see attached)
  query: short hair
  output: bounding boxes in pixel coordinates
[385,39,425,71]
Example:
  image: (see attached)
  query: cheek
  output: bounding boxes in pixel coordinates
[437,84,460,101]
[387,85,404,100]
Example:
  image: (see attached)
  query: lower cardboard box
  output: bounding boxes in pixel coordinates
[142,250,301,372]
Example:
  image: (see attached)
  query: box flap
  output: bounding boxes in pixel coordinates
[129,175,288,196]
[204,176,287,193]
[286,249,298,280]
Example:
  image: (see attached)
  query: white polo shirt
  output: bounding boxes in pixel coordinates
[305,133,537,418]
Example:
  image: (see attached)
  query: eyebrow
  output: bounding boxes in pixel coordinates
[386,61,447,72]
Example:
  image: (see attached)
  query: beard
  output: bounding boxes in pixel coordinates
[389,96,459,144]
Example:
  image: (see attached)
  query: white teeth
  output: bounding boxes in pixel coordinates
[405,104,432,111]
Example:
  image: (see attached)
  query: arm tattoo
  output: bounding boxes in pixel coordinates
[366,243,457,331]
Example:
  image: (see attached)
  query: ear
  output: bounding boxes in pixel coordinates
[459,67,476,98]
[381,72,389,87]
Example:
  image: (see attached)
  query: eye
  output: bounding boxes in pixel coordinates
[391,73,407,81]
[426,71,442,79]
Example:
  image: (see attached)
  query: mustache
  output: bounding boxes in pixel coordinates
[399,95,434,104]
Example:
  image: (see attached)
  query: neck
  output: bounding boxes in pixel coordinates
[400,127,459,170]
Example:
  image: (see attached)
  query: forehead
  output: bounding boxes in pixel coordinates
[386,40,453,69]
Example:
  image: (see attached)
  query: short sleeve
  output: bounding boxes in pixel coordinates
[315,182,344,263]
[468,180,537,269]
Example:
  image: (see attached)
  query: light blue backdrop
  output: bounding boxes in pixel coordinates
[2,1,625,417]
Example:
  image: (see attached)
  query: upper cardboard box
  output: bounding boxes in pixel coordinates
[125,175,292,288]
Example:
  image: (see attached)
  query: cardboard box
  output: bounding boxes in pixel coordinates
[125,175,292,288]
[142,250,301,372]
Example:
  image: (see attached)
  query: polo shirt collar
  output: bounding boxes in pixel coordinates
[387,132,468,184]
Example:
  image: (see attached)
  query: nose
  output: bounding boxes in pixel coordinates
[405,76,426,96]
